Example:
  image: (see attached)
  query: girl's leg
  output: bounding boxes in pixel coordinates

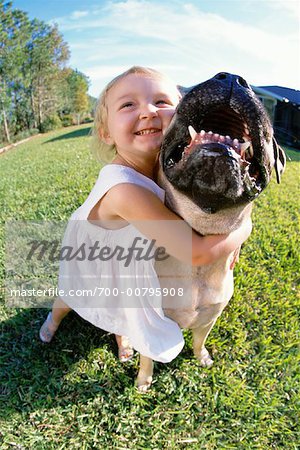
[39,298,71,343]
[52,297,72,324]
[136,355,153,391]
[115,334,134,362]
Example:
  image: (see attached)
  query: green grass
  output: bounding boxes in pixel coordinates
[283,145,300,162]
[0,125,299,449]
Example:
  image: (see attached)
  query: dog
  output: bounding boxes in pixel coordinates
[136,72,286,390]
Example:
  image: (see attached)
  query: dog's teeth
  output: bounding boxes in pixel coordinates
[239,140,254,160]
[233,138,239,148]
[200,130,206,136]
[166,158,175,168]
[240,141,250,152]
[213,133,220,142]
[188,125,197,140]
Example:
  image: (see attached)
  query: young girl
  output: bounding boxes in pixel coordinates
[39,66,251,364]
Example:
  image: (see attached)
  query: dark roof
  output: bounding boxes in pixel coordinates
[259,86,300,105]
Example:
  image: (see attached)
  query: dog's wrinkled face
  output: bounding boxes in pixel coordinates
[161,72,285,213]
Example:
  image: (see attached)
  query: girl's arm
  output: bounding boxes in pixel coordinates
[101,184,252,266]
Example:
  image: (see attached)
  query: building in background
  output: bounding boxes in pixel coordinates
[253,86,300,149]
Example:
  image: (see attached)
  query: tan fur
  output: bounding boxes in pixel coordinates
[136,73,286,391]
[136,171,253,390]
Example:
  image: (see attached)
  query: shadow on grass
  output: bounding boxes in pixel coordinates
[0,309,186,416]
[44,126,92,144]
[0,309,141,416]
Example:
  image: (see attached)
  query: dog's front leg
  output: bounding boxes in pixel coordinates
[192,299,229,367]
[192,320,217,368]
[136,355,153,392]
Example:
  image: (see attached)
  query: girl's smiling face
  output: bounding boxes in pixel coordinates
[103,73,180,159]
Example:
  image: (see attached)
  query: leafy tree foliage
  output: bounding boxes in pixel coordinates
[0,1,92,145]
[61,68,90,124]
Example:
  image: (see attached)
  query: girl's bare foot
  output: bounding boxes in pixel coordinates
[39,312,60,343]
[115,335,134,362]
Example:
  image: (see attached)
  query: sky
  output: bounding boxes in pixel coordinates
[11,0,300,98]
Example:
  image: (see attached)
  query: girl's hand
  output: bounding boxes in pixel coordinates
[230,247,241,270]
[191,217,252,266]
[229,219,252,269]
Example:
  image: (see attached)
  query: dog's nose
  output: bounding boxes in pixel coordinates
[213,72,251,90]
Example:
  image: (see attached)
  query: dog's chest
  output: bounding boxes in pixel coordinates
[156,256,234,328]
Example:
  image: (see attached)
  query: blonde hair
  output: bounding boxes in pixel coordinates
[91,66,181,163]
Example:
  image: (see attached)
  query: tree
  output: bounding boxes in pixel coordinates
[0,1,92,144]
[0,1,31,142]
[65,69,89,125]
[25,19,70,128]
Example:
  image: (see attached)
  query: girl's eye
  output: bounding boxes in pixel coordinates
[156,99,173,107]
[120,102,134,109]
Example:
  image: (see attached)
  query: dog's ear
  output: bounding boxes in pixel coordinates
[177,85,193,96]
[273,138,286,184]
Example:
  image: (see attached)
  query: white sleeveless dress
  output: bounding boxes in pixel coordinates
[58,164,184,363]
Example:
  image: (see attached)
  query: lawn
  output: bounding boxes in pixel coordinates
[0,124,299,449]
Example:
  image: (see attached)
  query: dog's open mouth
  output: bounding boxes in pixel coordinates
[164,107,262,197]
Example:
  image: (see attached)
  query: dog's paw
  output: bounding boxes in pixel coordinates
[197,347,214,368]
[135,375,153,392]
